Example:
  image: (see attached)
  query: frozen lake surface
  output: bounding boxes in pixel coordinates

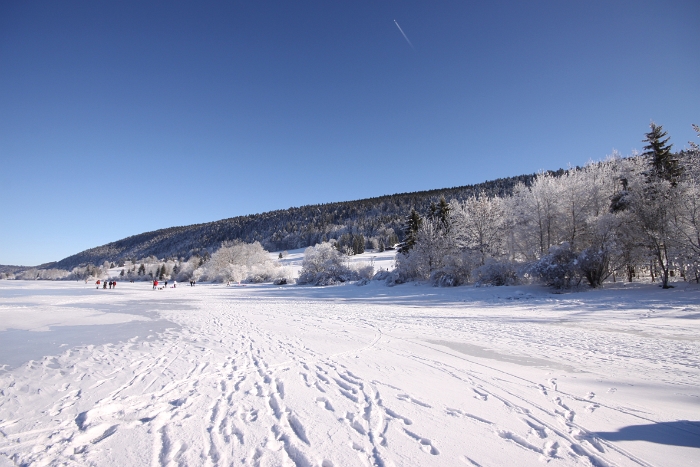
[0,280,699,466]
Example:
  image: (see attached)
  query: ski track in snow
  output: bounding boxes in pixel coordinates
[0,281,699,466]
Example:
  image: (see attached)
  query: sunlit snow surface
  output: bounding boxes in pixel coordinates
[1,276,699,466]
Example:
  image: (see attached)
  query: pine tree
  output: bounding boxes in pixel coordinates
[398,209,422,254]
[643,122,681,184]
[352,234,365,255]
[436,197,450,230]
[119,269,125,277]
[159,264,166,280]
[138,263,146,276]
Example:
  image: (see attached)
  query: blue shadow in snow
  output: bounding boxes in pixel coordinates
[595,421,700,448]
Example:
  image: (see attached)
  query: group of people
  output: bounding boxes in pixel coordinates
[91,278,190,290]
[189,280,196,286]
[153,280,176,290]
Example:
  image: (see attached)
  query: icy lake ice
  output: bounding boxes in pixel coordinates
[0,277,699,466]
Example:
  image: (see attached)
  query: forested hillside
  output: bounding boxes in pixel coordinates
[50,172,544,270]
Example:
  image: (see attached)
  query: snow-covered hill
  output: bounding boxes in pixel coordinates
[49,172,540,270]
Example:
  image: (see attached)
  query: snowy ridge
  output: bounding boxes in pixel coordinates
[48,172,541,271]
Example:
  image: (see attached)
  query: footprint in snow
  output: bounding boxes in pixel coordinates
[384,407,413,425]
[315,397,334,412]
[397,393,432,408]
[403,428,439,455]
[523,419,547,438]
[446,408,491,425]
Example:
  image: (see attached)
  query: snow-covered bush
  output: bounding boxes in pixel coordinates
[474,259,519,286]
[529,243,582,289]
[429,252,477,287]
[372,270,392,281]
[354,263,375,281]
[194,241,285,283]
[15,268,71,280]
[297,243,359,285]
[577,247,611,288]
[395,219,452,283]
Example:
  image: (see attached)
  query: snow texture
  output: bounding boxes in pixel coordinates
[0,278,699,466]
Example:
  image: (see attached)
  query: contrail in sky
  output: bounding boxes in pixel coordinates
[393,20,414,49]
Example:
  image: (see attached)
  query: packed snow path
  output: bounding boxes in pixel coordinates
[0,282,699,466]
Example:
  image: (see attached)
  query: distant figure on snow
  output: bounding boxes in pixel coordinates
[173,280,177,288]
[96,280,100,289]
[112,281,116,289]
[103,281,107,289]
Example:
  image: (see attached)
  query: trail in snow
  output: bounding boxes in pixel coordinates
[0,281,699,466]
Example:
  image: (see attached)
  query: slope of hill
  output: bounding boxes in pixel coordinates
[53,171,552,270]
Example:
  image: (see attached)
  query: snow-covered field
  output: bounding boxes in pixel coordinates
[1,278,699,466]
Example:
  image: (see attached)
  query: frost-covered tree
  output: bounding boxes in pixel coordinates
[667,124,700,281]
[510,173,561,259]
[298,242,357,285]
[196,241,285,283]
[449,194,505,266]
[620,129,681,289]
[395,218,455,283]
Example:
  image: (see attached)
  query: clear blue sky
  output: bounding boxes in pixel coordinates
[1,1,698,266]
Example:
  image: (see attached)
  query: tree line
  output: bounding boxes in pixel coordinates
[394,123,700,289]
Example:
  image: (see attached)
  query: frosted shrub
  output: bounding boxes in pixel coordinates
[430,252,477,287]
[474,259,519,286]
[195,241,283,283]
[394,249,428,282]
[174,257,201,281]
[297,243,358,285]
[577,247,611,288]
[354,263,375,281]
[529,243,581,289]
